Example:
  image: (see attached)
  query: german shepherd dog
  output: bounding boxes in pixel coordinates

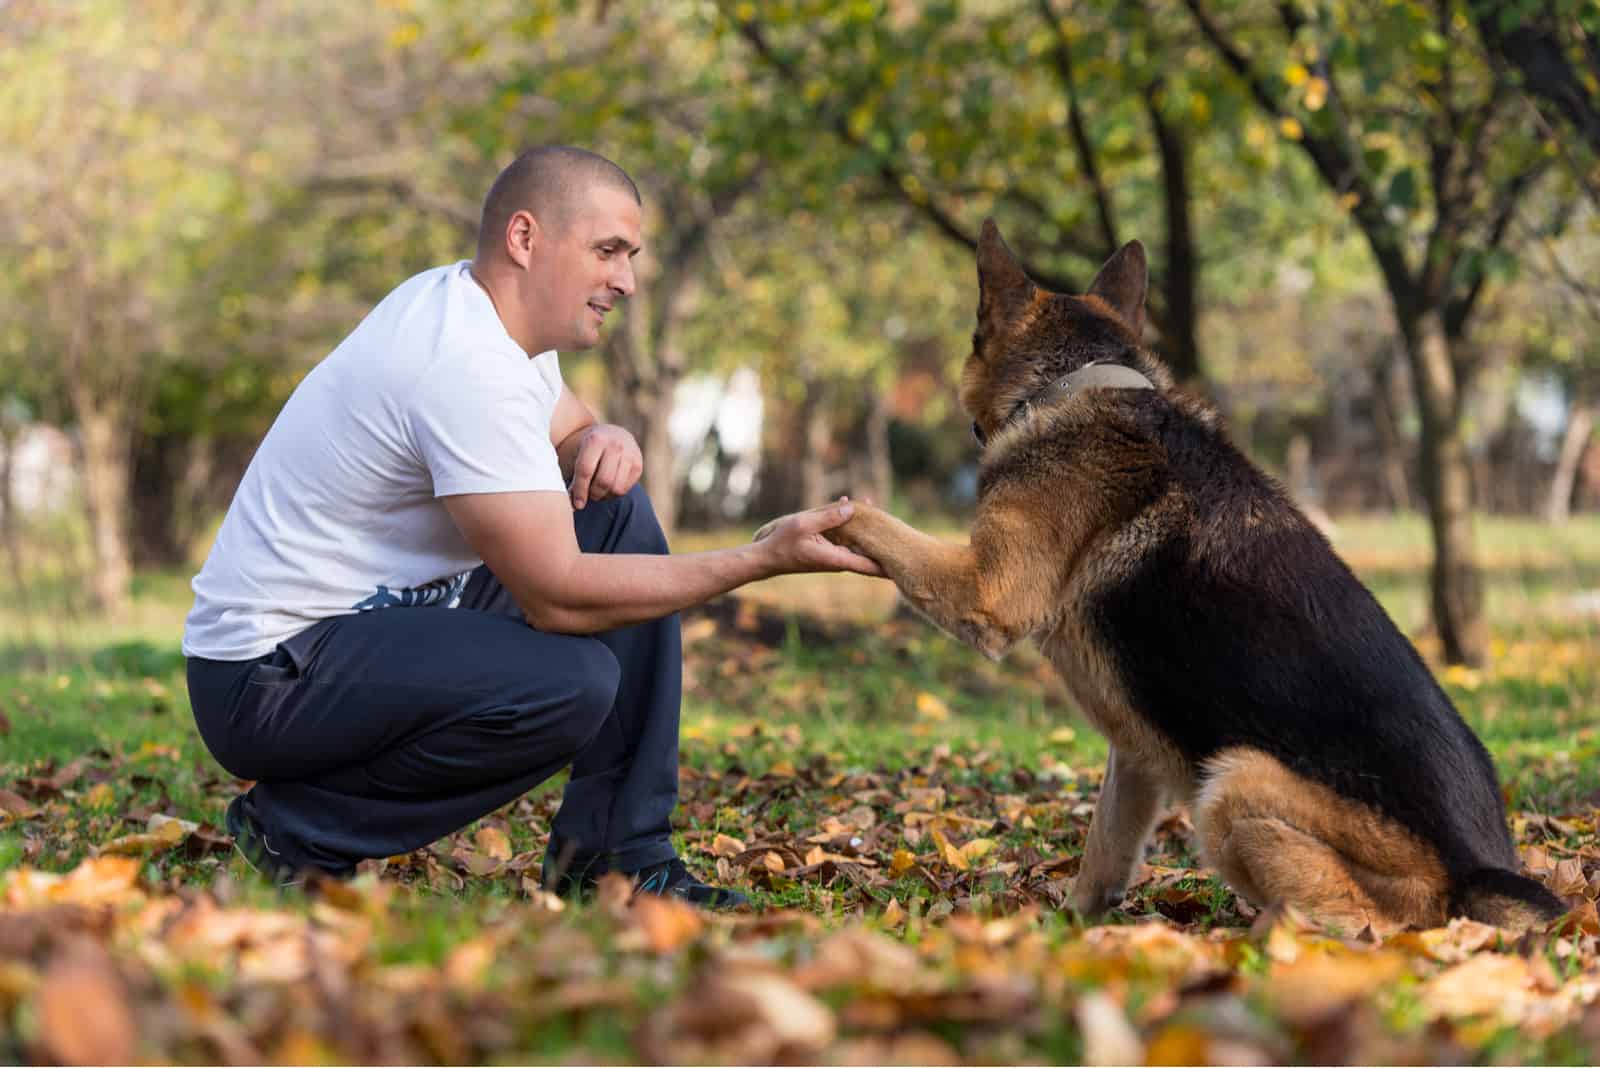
[819,221,1565,932]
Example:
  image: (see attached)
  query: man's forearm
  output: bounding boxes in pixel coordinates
[517,543,776,634]
[554,423,595,483]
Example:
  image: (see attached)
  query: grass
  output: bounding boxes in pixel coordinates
[1,512,1597,1062]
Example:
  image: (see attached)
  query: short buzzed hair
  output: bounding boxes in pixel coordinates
[476,145,641,257]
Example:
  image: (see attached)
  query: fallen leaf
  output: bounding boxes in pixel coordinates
[36,938,137,1065]
[889,849,916,876]
[881,898,906,928]
[915,692,951,721]
[0,789,36,817]
[1076,990,1143,1066]
[711,833,746,857]
[631,894,705,954]
[474,826,513,862]
[960,837,997,863]
[930,829,968,871]
[98,818,187,857]
[1422,953,1539,1022]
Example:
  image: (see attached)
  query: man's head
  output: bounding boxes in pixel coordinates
[472,145,643,354]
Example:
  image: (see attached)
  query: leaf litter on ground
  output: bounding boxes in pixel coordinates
[2,594,1599,1062]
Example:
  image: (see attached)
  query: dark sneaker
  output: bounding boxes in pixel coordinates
[225,793,306,887]
[541,837,749,910]
[540,837,609,898]
[631,858,749,910]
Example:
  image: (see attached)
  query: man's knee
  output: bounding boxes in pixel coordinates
[606,484,670,555]
[550,641,621,752]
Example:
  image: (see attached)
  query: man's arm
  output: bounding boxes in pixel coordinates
[549,385,643,510]
[443,490,880,634]
[549,385,597,481]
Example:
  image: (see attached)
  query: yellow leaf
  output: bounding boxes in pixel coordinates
[763,851,786,873]
[1048,726,1076,744]
[1284,62,1309,86]
[882,898,906,928]
[931,829,969,871]
[890,849,917,875]
[710,833,746,858]
[98,818,187,857]
[474,826,512,862]
[915,692,951,721]
[805,845,827,867]
[1304,76,1328,111]
[84,783,114,809]
[1279,116,1304,141]
[768,760,797,778]
[961,838,997,863]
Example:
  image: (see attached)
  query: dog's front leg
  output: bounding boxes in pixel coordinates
[823,503,1042,660]
[1073,746,1167,915]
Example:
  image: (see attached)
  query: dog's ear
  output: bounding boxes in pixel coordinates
[977,219,1036,337]
[1087,240,1147,338]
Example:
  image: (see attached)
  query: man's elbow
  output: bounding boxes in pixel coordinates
[521,598,606,635]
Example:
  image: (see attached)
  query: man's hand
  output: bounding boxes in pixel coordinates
[751,498,884,577]
[568,423,643,510]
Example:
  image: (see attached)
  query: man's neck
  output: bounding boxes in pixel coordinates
[467,261,541,357]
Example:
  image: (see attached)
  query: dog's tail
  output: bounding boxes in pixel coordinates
[1449,867,1567,931]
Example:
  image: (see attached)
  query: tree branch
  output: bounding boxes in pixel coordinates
[1035,0,1119,255]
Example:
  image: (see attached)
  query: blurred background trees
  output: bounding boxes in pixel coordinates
[1,0,1595,663]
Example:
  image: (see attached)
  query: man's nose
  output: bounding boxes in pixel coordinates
[611,258,636,298]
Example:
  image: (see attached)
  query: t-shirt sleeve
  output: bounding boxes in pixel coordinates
[408,348,567,497]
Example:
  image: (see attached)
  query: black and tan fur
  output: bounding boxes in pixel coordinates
[825,221,1564,932]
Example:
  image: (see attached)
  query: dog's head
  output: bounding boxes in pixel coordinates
[961,220,1172,445]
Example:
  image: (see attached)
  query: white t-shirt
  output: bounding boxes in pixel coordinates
[183,261,567,661]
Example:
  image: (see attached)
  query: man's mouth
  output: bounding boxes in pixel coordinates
[588,301,611,321]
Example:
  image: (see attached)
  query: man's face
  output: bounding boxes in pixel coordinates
[521,184,642,352]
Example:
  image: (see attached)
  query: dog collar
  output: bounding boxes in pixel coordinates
[972,361,1155,447]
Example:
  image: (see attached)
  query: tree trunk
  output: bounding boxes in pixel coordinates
[1370,353,1413,511]
[1143,81,1202,385]
[1545,397,1595,524]
[71,388,133,615]
[1403,311,1486,666]
[603,306,684,538]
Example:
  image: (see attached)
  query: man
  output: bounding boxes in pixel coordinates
[183,146,880,908]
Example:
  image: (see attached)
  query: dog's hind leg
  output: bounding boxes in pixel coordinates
[1192,747,1449,931]
[1073,747,1168,915]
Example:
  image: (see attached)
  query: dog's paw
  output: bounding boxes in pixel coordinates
[1071,881,1127,918]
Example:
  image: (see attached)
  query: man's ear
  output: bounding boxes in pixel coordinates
[1087,240,1147,337]
[977,219,1036,337]
[505,209,540,269]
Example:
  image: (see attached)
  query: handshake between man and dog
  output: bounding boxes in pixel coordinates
[766,220,1564,933]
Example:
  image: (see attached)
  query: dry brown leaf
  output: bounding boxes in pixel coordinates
[5,856,142,909]
[98,817,187,857]
[881,898,906,929]
[629,894,705,954]
[1422,953,1539,1022]
[710,833,746,857]
[36,938,137,1066]
[0,789,36,817]
[1548,856,1588,899]
[444,933,501,987]
[1075,990,1143,1066]
[474,826,513,862]
[762,851,786,874]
